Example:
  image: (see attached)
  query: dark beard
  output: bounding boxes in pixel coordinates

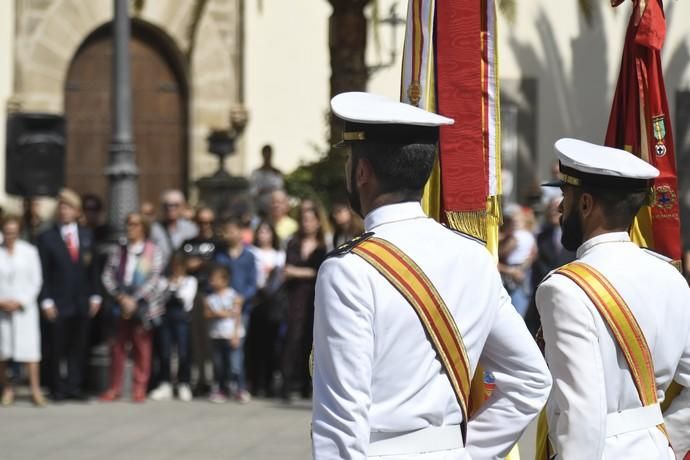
[348,186,363,219]
[560,208,584,252]
[347,156,363,218]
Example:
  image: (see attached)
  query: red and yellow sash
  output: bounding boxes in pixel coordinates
[536,261,669,459]
[351,237,472,431]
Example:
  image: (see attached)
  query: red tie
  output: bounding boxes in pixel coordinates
[66,230,78,263]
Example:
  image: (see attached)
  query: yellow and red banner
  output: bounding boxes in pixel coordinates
[401,0,510,454]
[605,0,681,264]
[401,0,501,253]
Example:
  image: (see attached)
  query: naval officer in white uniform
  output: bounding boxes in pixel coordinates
[536,138,690,460]
[311,92,552,460]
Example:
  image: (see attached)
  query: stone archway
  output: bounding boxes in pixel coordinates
[63,22,188,206]
[13,0,242,200]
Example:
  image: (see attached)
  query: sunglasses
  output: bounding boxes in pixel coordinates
[164,202,181,208]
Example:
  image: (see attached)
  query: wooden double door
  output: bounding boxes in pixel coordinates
[65,24,188,208]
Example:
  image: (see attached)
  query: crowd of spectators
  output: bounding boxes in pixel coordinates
[0,143,601,407]
[498,196,576,333]
[0,145,365,407]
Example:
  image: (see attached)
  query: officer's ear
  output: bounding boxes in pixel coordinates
[579,191,595,219]
[357,156,375,188]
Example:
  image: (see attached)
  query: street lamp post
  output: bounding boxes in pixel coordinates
[106,0,139,240]
[366,2,406,77]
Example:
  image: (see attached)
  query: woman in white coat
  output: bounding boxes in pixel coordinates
[0,215,45,406]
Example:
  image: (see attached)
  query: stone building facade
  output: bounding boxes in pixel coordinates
[1,1,689,219]
[5,0,244,206]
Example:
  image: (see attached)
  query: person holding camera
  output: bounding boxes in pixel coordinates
[149,253,197,402]
[99,212,164,403]
[181,208,219,287]
[181,207,219,395]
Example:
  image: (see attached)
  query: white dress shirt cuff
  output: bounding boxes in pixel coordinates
[41,299,55,310]
[89,295,102,305]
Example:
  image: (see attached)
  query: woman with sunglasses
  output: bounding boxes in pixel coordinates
[99,213,164,403]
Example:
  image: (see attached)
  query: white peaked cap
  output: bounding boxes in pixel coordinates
[331,92,454,126]
[544,138,659,191]
[555,138,659,180]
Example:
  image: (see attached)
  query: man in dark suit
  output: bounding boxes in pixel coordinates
[38,189,101,400]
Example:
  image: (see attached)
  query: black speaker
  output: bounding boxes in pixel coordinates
[5,112,66,197]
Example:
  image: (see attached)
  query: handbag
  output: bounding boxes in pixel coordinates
[255,267,288,323]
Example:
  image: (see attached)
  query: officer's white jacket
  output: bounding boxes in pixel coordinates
[312,202,551,459]
[536,232,690,460]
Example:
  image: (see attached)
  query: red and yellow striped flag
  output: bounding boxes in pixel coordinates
[401,1,515,457]
[401,0,502,255]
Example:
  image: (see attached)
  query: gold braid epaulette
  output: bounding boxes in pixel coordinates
[326,231,375,258]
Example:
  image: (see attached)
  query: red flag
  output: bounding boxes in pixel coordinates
[605,0,681,263]
[402,0,501,246]
[435,2,486,215]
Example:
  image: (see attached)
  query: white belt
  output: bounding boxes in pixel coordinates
[368,425,463,457]
[607,403,664,438]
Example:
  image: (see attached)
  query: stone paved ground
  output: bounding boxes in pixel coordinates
[0,393,312,460]
[0,390,537,460]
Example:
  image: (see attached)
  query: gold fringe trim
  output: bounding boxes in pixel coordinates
[446,210,488,242]
[445,195,502,245]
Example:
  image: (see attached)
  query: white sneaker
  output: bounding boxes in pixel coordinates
[149,382,173,401]
[208,389,227,404]
[177,384,193,402]
[234,390,251,404]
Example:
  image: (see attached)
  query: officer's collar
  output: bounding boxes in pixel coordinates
[364,201,426,232]
[576,231,631,259]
